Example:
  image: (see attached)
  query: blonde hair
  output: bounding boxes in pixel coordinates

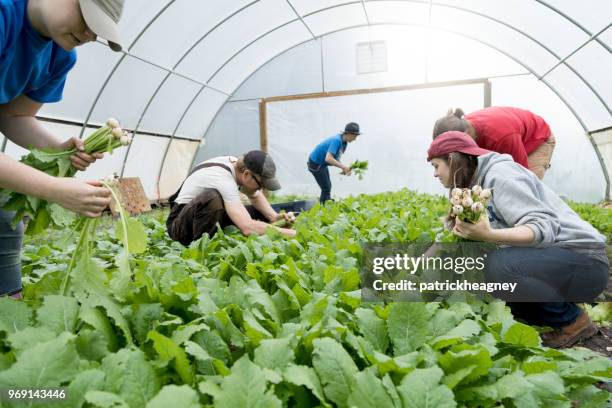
[235,157,247,173]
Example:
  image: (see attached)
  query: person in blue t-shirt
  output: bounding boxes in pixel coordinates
[0,0,126,298]
[307,122,361,203]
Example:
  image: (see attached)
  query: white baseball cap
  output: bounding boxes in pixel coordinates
[79,0,124,52]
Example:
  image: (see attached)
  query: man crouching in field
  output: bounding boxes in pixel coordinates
[166,150,296,245]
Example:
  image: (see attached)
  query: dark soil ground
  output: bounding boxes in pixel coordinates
[575,326,611,357]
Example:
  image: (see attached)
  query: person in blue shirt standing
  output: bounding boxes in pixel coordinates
[307,122,361,203]
[0,0,126,298]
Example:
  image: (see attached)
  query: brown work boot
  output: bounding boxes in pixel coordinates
[541,311,598,349]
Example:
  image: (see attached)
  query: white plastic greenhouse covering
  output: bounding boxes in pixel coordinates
[1,0,611,202]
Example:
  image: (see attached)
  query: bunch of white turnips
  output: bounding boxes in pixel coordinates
[449,185,492,223]
[106,118,132,146]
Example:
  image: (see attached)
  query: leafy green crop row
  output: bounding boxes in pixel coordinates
[569,202,612,241]
[0,190,610,407]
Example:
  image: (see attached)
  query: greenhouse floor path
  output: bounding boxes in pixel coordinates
[575,326,611,358]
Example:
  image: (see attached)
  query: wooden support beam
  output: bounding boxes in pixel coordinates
[259,99,268,152]
[260,78,489,104]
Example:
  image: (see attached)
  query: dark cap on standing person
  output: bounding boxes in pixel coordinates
[79,0,125,52]
[343,122,361,135]
[244,150,281,191]
[427,131,492,161]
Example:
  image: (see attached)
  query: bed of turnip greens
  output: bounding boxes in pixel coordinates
[1,190,609,407]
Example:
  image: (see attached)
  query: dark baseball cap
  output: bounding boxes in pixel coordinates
[343,122,361,135]
[244,150,281,191]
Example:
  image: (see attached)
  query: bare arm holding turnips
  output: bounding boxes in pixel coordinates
[224,201,296,238]
[0,95,104,167]
[247,191,295,225]
[0,95,109,217]
[325,152,351,175]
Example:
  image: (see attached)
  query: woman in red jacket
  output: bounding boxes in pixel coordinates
[432,107,555,179]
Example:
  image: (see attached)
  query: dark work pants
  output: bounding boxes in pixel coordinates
[0,209,23,296]
[166,189,305,246]
[307,160,332,203]
[485,246,609,327]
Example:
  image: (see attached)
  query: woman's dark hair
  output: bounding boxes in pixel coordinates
[432,108,469,139]
[438,152,479,228]
[447,151,478,189]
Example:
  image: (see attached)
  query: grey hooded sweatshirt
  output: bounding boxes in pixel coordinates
[473,152,608,264]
